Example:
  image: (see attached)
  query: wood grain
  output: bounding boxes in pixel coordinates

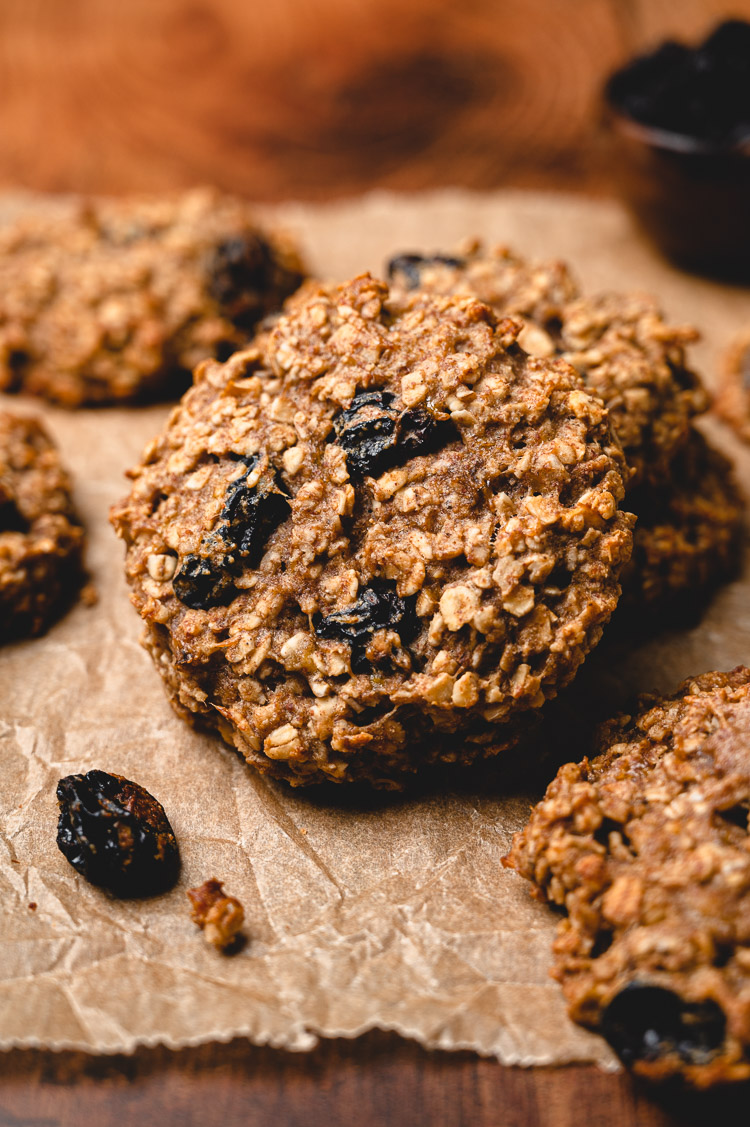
[0,0,747,202]
[1,1035,748,1127]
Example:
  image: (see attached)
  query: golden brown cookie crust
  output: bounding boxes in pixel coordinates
[504,667,750,1087]
[112,275,633,787]
[0,189,304,407]
[388,243,708,488]
[0,410,85,640]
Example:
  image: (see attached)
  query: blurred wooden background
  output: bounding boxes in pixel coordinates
[0,0,748,201]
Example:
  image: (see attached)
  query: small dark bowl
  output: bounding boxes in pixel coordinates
[604,90,750,282]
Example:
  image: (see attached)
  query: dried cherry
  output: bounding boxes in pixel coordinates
[56,770,180,897]
[314,579,418,672]
[387,252,465,290]
[601,982,726,1066]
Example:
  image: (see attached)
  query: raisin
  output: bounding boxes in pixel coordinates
[386,252,465,290]
[397,407,459,461]
[607,20,750,146]
[56,770,180,897]
[0,492,29,534]
[314,579,419,672]
[172,552,237,610]
[206,234,284,329]
[332,390,400,478]
[601,983,726,1066]
[332,389,458,479]
[172,459,291,609]
[219,457,291,563]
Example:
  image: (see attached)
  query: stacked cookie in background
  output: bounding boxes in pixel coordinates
[387,244,744,612]
[0,189,305,406]
[0,189,307,640]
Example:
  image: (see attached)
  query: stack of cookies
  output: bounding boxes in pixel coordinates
[386,244,744,610]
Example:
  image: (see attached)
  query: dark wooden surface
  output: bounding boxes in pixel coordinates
[0,0,747,201]
[2,1033,749,1127]
[3,1,750,1124]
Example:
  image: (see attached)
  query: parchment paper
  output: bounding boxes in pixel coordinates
[1,190,748,1065]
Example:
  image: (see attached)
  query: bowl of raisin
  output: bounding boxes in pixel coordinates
[604,20,750,280]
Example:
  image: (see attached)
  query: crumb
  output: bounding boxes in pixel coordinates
[187,878,245,951]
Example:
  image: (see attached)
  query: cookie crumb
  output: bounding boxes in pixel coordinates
[187,878,245,951]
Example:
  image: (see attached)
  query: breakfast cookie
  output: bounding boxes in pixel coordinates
[388,244,708,487]
[0,189,305,407]
[504,667,750,1087]
[111,275,634,787]
[715,331,750,443]
[622,428,744,606]
[0,410,85,640]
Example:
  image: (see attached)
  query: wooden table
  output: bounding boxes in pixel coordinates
[2,1,750,1123]
[2,1034,750,1127]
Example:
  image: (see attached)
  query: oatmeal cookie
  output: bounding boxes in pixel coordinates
[388,244,708,487]
[715,331,750,443]
[622,428,744,606]
[111,275,633,787]
[0,189,305,407]
[504,667,750,1087]
[0,410,85,640]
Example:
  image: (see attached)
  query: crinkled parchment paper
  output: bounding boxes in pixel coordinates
[1,190,748,1064]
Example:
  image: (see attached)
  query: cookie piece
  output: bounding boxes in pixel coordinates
[504,667,750,1087]
[0,189,305,407]
[0,410,85,640]
[388,244,708,487]
[111,275,634,787]
[622,428,744,606]
[715,331,750,443]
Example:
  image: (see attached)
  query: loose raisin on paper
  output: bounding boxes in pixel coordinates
[56,770,180,897]
[314,579,419,673]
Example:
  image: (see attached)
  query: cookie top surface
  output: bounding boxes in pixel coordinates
[0,409,85,639]
[388,244,708,487]
[0,189,304,407]
[505,666,750,1086]
[112,275,633,786]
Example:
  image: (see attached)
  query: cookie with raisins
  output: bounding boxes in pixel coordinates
[111,275,633,787]
[0,189,304,407]
[622,429,744,608]
[388,243,708,487]
[0,410,85,640]
[504,667,750,1087]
